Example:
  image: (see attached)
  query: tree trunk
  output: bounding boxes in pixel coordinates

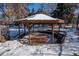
[76,15,79,29]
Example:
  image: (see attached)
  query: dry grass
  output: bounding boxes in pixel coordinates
[0,35,7,43]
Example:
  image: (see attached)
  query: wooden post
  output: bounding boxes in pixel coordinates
[59,24,61,32]
[19,24,20,38]
[27,24,32,45]
[24,24,26,35]
[8,24,10,40]
[32,24,34,32]
[51,24,54,43]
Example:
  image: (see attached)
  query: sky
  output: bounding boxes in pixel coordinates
[0,3,57,18]
[28,3,49,13]
[28,3,42,13]
[27,3,57,15]
[0,3,56,13]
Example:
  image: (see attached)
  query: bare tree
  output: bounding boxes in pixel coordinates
[0,4,10,19]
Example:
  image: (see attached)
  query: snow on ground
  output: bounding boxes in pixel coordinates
[0,40,60,56]
[61,30,79,56]
[0,29,79,56]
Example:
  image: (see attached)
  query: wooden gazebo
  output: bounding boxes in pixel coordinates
[14,14,64,44]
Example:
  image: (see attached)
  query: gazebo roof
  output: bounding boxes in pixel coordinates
[19,14,59,20]
[14,14,64,24]
[26,14,57,20]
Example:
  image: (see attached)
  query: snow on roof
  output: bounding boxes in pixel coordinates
[26,14,57,20]
[17,14,60,21]
[19,14,58,20]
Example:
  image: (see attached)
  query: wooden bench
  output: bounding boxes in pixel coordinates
[29,34,48,45]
